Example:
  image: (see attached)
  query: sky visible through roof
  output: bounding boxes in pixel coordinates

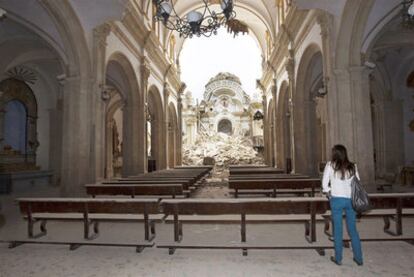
[180,27,262,102]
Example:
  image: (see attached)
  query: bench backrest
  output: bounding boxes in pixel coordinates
[229,174,309,180]
[367,193,414,209]
[161,198,328,215]
[228,178,320,189]
[85,184,183,196]
[17,198,160,214]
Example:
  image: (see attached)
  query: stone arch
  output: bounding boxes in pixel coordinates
[168,103,179,168]
[276,80,291,170]
[335,0,375,68]
[0,78,38,169]
[106,52,141,177]
[148,85,165,171]
[295,44,325,176]
[105,99,124,178]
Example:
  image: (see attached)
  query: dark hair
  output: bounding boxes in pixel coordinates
[331,144,355,180]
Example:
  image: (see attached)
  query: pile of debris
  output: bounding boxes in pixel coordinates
[183,132,264,171]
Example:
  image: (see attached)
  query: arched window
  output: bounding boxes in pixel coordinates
[4,100,27,153]
[218,119,232,135]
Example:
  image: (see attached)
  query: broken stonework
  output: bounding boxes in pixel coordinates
[183,132,264,172]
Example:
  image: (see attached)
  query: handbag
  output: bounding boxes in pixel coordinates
[351,176,370,213]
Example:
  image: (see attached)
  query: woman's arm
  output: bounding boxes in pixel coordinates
[355,163,360,180]
[322,162,331,194]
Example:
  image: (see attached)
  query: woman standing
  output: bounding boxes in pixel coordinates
[322,144,363,266]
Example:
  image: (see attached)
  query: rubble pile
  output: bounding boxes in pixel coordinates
[183,132,264,170]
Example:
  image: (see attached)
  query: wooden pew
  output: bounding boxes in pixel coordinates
[228,178,321,198]
[85,184,188,198]
[228,174,309,180]
[12,198,160,252]
[229,167,285,175]
[323,193,414,238]
[158,197,329,255]
[102,180,194,190]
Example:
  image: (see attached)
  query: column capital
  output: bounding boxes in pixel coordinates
[93,23,112,48]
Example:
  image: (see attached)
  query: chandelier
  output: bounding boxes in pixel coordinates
[402,0,414,28]
[153,0,236,38]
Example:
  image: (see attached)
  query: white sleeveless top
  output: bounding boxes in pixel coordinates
[322,161,360,198]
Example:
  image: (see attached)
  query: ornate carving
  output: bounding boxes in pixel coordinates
[225,19,249,37]
[140,57,151,84]
[285,58,295,80]
[93,23,112,47]
[6,66,37,84]
[316,12,331,40]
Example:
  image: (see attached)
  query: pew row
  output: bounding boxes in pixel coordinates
[85,184,189,198]
[228,178,321,198]
[12,198,160,252]
[157,198,329,255]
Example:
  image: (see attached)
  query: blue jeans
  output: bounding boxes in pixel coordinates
[330,197,363,263]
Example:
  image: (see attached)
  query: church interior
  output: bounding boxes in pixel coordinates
[0,1,414,276]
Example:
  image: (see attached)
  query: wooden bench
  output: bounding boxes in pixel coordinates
[158,198,329,255]
[228,178,321,198]
[323,193,414,239]
[229,168,285,175]
[13,198,160,252]
[85,184,188,198]
[228,174,309,180]
[102,180,194,190]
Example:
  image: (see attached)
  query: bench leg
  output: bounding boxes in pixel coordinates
[383,201,403,237]
[84,218,99,240]
[323,216,332,237]
[144,214,156,242]
[28,218,47,239]
[69,243,82,251]
[241,213,248,256]
[169,247,176,255]
[174,214,182,242]
[8,241,25,249]
[235,189,238,198]
[315,248,325,256]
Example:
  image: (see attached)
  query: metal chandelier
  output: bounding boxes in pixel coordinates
[152,0,236,38]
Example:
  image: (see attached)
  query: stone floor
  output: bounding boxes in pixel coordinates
[1,181,414,276]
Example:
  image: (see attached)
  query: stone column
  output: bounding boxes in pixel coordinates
[138,57,151,173]
[60,75,93,196]
[317,11,335,160]
[177,83,186,165]
[92,23,111,181]
[261,91,269,165]
[163,83,170,169]
[271,82,278,168]
[286,53,296,173]
[332,66,375,187]
[48,79,64,186]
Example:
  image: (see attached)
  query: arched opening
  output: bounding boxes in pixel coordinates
[0,78,38,171]
[365,17,414,181]
[148,86,164,171]
[4,100,27,154]
[276,81,292,171]
[295,46,326,176]
[217,119,233,135]
[105,53,142,177]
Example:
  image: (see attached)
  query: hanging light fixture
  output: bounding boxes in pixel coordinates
[153,0,236,38]
[402,0,414,28]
